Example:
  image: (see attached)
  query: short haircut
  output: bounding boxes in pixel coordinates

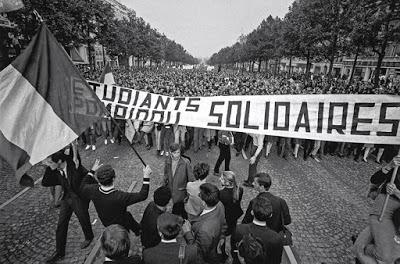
[254,173,272,190]
[154,186,171,207]
[157,212,183,240]
[101,225,130,260]
[199,183,219,207]
[193,163,210,180]
[50,149,68,163]
[96,165,116,186]
[169,143,180,152]
[252,193,273,222]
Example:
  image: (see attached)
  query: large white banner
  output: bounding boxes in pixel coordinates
[87,81,400,144]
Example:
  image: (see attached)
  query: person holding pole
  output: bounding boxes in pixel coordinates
[354,154,400,264]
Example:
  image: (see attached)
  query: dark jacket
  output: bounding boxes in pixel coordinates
[190,202,227,264]
[143,241,197,264]
[233,223,283,264]
[80,175,149,228]
[219,187,243,235]
[141,201,164,249]
[371,168,400,195]
[164,157,194,203]
[242,192,291,233]
[42,160,93,201]
[104,255,142,264]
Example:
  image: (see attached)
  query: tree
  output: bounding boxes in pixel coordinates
[360,0,400,87]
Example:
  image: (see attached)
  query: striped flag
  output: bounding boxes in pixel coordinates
[99,61,115,84]
[0,0,24,12]
[0,23,106,185]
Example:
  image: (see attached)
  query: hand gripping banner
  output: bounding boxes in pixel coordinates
[88,81,400,145]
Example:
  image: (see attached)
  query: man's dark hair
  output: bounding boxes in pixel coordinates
[199,183,219,207]
[50,149,69,163]
[101,225,130,260]
[157,213,183,240]
[254,173,272,190]
[154,186,171,207]
[238,233,265,264]
[252,193,273,222]
[193,163,209,180]
[96,165,116,186]
[169,143,180,152]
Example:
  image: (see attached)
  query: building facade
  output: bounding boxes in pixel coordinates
[280,43,400,80]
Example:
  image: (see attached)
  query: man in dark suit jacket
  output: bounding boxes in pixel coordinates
[141,186,171,249]
[42,148,96,263]
[80,161,152,236]
[242,172,291,233]
[188,183,227,264]
[234,193,283,264]
[143,213,197,264]
[164,143,194,218]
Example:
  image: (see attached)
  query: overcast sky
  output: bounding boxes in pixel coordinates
[118,0,294,59]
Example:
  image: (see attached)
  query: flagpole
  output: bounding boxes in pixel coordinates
[379,149,400,222]
[108,115,146,167]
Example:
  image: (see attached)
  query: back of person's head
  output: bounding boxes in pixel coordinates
[252,193,273,222]
[193,163,210,181]
[157,212,183,240]
[237,233,265,264]
[96,165,116,186]
[51,149,68,163]
[254,173,272,190]
[154,186,171,207]
[101,225,130,260]
[169,143,180,152]
[199,183,219,207]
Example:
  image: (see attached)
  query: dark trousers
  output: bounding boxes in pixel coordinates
[233,132,246,152]
[214,143,231,173]
[172,201,187,219]
[185,127,194,150]
[278,137,291,158]
[56,197,93,255]
[246,144,261,184]
[303,139,313,158]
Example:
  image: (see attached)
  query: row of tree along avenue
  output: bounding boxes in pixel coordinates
[4,0,198,69]
[208,0,400,87]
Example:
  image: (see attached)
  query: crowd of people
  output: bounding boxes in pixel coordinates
[79,66,400,97]
[41,140,292,264]
[38,66,400,264]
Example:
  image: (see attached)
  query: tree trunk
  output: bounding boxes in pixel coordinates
[288,57,292,75]
[87,41,93,69]
[327,35,337,79]
[305,50,311,77]
[258,58,262,72]
[348,46,359,84]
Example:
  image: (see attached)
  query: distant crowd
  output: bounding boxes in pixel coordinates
[79,66,400,97]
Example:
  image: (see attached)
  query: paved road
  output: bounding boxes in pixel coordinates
[0,139,380,263]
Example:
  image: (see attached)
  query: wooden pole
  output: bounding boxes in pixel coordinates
[379,150,400,221]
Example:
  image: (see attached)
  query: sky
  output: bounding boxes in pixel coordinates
[118,0,294,59]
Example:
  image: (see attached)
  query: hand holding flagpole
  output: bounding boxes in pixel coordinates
[379,151,400,222]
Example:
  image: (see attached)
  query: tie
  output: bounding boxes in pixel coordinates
[61,170,70,186]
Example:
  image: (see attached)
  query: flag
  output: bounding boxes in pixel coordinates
[0,0,24,12]
[99,61,115,84]
[0,23,106,186]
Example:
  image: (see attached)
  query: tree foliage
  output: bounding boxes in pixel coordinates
[7,0,198,67]
[208,0,400,86]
